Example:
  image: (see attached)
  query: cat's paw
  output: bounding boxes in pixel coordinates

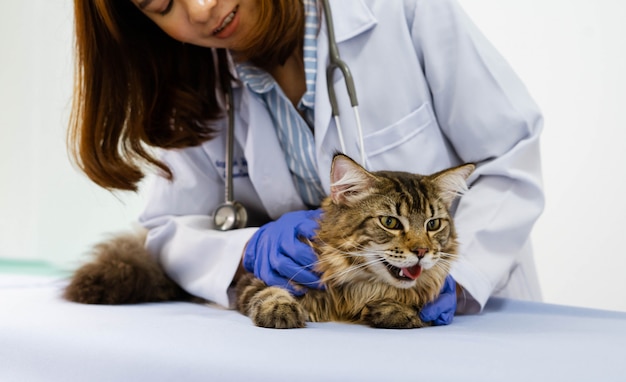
[362,299,426,329]
[247,287,307,329]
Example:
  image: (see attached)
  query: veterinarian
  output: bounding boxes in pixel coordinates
[68,0,544,324]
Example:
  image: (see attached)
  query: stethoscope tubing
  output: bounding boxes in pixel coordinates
[224,75,235,205]
[213,49,248,231]
[215,0,366,230]
[321,0,366,167]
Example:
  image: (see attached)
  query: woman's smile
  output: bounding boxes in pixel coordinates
[133,0,257,50]
[212,5,240,38]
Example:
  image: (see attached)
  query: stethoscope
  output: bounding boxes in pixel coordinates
[213,0,365,231]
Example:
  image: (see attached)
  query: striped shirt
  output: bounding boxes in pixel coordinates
[235,0,324,207]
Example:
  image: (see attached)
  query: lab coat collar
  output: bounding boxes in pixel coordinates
[324,0,377,43]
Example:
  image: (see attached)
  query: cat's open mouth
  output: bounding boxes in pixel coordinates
[381,260,422,281]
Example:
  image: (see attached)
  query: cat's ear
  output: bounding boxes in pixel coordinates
[431,164,475,207]
[329,154,376,205]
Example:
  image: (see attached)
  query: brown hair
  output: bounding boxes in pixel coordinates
[68,0,304,191]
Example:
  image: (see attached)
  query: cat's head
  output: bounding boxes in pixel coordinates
[314,154,474,290]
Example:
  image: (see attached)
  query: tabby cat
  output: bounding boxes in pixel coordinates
[64,153,473,329]
[236,154,474,329]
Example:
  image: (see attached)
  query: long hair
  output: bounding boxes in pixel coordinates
[68,0,304,191]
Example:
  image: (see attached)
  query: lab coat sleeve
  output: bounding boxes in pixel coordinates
[409,0,545,312]
[138,145,257,308]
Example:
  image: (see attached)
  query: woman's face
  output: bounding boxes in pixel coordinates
[131,0,259,51]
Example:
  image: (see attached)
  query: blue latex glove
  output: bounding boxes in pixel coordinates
[420,275,457,325]
[243,209,323,295]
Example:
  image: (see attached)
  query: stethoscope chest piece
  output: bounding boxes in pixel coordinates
[213,201,248,231]
[214,60,249,231]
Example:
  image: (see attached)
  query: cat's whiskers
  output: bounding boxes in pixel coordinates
[430,258,456,277]
[315,236,385,258]
[289,255,382,286]
[284,262,319,286]
[282,243,343,286]
[322,256,385,284]
[436,252,458,263]
[433,259,453,269]
[285,250,380,286]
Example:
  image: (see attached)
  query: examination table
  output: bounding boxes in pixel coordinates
[1,273,625,382]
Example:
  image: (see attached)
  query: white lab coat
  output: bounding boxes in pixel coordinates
[140,0,544,313]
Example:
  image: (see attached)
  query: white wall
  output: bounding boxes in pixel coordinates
[460,0,626,312]
[1,1,625,312]
[0,2,144,270]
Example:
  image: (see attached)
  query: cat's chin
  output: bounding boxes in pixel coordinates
[387,278,419,289]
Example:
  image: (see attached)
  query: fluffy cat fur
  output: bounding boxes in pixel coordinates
[64,153,473,330]
[63,231,190,304]
[236,154,474,329]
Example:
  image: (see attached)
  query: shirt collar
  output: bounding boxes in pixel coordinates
[235,63,275,94]
[235,0,320,97]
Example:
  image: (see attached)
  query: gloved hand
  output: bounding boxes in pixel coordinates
[243,209,323,295]
[420,275,457,325]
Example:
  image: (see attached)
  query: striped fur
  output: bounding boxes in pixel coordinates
[237,154,474,329]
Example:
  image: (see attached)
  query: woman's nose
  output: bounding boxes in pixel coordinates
[185,0,216,24]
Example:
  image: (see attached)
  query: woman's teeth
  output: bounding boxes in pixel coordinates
[213,6,238,35]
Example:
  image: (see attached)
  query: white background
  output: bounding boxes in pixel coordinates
[1,1,625,312]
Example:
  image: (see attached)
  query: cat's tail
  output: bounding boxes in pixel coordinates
[63,230,190,305]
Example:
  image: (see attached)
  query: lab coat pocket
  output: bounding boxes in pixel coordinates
[362,103,435,158]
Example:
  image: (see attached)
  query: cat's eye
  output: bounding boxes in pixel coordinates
[379,216,402,230]
[426,218,441,231]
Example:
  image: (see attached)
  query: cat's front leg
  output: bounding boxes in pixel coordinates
[361,299,427,329]
[236,273,307,329]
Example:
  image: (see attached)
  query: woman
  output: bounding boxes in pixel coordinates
[68,0,544,324]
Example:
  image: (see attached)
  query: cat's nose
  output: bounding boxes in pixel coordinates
[413,247,428,258]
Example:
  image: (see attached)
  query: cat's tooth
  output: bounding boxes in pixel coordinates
[399,269,404,277]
